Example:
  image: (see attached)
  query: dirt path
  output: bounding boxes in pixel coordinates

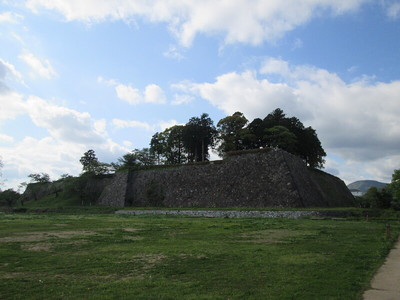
[363,238,400,300]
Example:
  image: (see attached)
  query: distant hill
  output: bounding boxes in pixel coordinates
[347,180,388,193]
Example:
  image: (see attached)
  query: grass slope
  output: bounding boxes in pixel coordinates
[0,213,398,299]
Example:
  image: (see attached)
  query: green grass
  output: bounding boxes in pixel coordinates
[0,213,399,299]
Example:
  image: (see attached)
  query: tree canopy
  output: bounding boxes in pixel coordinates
[28,173,50,183]
[150,113,217,163]
[215,109,326,168]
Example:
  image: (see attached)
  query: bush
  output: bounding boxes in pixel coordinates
[362,187,393,209]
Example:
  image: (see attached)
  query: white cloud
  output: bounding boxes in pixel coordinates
[144,84,167,104]
[163,45,185,60]
[158,119,179,131]
[0,11,23,23]
[0,134,14,143]
[97,76,118,86]
[115,84,142,105]
[112,118,179,132]
[19,52,57,79]
[0,95,129,189]
[112,119,155,131]
[171,93,193,105]
[0,58,25,93]
[123,140,133,147]
[101,78,167,105]
[25,96,106,144]
[0,91,26,121]
[175,58,400,182]
[387,2,400,18]
[25,0,368,46]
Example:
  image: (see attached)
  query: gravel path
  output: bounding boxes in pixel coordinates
[115,209,318,218]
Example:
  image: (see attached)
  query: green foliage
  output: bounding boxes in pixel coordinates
[182,113,217,162]
[216,111,248,155]
[79,149,99,174]
[116,148,157,171]
[0,188,20,207]
[63,173,103,206]
[362,187,392,209]
[0,214,398,299]
[151,125,187,164]
[28,173,50,183]
[149,109,325,168]
[79,149,112,175]
[264,125,297,152]
[215,108,326,168]
[150,114,217,163]
[0,156,3,185]
[388,169,400,203]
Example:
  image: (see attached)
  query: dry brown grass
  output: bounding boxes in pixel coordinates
[0,230,96,243]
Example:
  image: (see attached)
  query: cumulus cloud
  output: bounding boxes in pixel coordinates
[144,84,167,104]
[174,58,400,182]
[0,94,129,189]
[19,52,57,79]
[99,77,167,105]
[0,134,14,143]
[25,96,105,144]
[0,92,26,122]
[25,0,368,46]
[115,84,142,105]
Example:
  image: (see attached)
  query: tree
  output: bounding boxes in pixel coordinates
[28,173,50,183]
[388,169,400,203]
[182,113,217,162]
[151,126,187,165]
[150,132,167,164]
[0,156,3,188]
[241,108,326,168]
[217,112,248,155]
[0,189,20,207]
[297,127,326,169]
[263,125,297,152]
[80,149,99,174]
[116,148,156,171]
[362,187,392,209]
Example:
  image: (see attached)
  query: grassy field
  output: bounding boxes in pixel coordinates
[0,213,399,299]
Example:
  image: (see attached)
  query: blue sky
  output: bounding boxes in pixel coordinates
[1,0,400,190]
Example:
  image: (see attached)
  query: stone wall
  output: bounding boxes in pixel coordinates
[99,149,354,208]
[98,172,129,206]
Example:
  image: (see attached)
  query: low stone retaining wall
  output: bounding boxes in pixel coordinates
[115,209,318,218]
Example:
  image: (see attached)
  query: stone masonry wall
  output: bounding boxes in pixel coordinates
[98,172,129,206]
[98,149,354,208]
[98,150,353,208]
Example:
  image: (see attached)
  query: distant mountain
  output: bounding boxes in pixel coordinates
[347,180,388,193]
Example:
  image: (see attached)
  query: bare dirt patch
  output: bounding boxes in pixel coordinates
[0,230,96,243]
[21,243,53,252]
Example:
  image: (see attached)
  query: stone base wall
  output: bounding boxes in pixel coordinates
[98,149,354,208]
[98,172,129,206]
